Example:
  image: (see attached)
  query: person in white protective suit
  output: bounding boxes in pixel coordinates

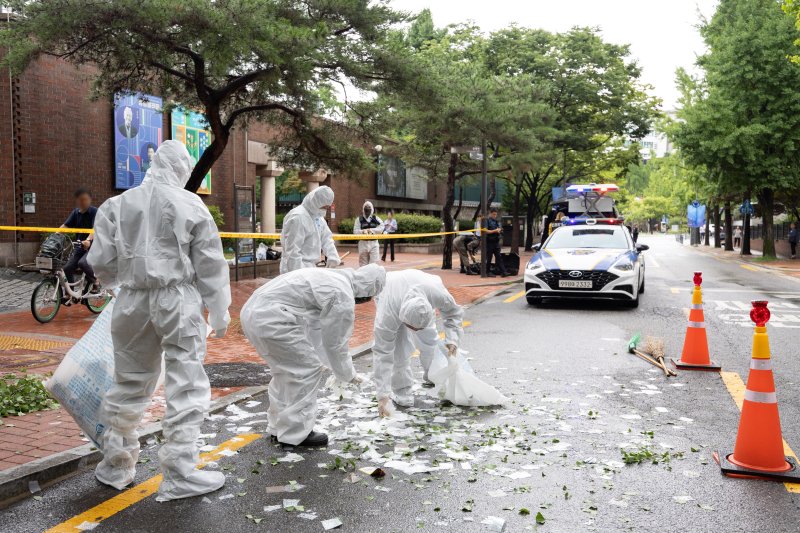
[87,140,231,501]
[354,201,383,266]
[280,186,340,273]
[372,269,463,416]
[240,264,386,446]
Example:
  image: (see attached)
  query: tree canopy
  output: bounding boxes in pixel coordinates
[1,0,414,191]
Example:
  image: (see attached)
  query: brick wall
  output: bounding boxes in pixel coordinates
[0,53,447,265]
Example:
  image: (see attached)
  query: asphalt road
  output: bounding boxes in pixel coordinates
[3,234,800,532]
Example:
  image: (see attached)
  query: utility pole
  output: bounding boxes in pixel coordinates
[480,138,488,278]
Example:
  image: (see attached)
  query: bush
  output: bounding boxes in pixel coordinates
[337,213,442,244]
[0,374,58,417]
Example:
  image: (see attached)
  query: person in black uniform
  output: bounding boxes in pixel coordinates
[485,208,509,277]
[60,188,99,290]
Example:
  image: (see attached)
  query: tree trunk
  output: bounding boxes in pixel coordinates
[724,201,734,252]
[185,101,227,192]
[713,203,722,248]
[453,186,464,223]
[441,152,459,270]
[741,193,751,256]
[704,204,710,246]
[510,176,523,255]
[487,176,497,209]
[758,187,776,258]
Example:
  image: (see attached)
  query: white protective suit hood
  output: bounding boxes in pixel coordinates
[336,263,386,298]
[302,186,335,217]
[399,295,435,330]
[143,140,194,188]
[362,201,375,218]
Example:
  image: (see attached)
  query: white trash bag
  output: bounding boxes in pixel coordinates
[46,299,117,448]
[428,342,508,407]
[256,243,268,261]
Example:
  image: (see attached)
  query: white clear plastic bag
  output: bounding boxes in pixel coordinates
[256,243,268,261]
[428,342,508,407]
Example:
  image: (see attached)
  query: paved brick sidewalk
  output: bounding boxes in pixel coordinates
[0,268,41,313]
[0,250,528,476]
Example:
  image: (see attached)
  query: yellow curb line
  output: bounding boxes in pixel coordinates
[45,433,262,532]
[719,372,800,493]
[740,264,761,272]
[503,290,526,304]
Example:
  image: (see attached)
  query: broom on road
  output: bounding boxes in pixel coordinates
[626,333,677,377]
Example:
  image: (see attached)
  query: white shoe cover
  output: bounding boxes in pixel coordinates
[392,392,415,407]
[157,469,225,502]
[95,460,136,490]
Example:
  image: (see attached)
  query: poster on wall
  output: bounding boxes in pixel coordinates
[376,154,406,198]
[171,108,212,195]
[114,93,163,189]
[405,166,428,200]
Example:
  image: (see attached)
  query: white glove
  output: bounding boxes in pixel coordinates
[326,257,341,268]
[445,343,458,358]
[209,310,231,338]
[377,396,394,418]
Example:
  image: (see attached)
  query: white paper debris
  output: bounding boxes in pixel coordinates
[321,517,343,530]
[76,521,99,531]
[480,516,506,532]
[673,495,694,504]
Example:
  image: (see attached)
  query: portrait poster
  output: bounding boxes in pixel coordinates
[172,108,212,194]
[114,93,163,189]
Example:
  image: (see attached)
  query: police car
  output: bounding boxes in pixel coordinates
[524,184,648,307]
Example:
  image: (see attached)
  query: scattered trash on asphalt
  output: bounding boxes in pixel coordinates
[321,517,343,530]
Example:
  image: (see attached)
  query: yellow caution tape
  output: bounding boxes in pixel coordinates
[1,225,488,241]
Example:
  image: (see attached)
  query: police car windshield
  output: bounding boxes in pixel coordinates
[546,227,628,249]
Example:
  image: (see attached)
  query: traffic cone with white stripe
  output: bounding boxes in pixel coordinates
[671,272,720,370]
[714,301,800,482]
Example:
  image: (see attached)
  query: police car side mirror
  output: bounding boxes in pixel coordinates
[532,243,541,252]
[636,243,649,252]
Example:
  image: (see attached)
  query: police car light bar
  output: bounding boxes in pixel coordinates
[565,183,620,194]
[564,217,624,225]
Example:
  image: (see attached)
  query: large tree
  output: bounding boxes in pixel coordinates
[483,27,657,249]
[385,25,550,268]
[1,0,412,191]
[674,0,800,258]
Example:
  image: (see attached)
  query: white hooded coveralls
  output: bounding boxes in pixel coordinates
[280,186,340,273]
[240,264,386,444]
[372,270,463,405]
[88,140,231,499]
[354,201,383,267]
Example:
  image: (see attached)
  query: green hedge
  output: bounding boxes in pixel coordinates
[337,213,442,244]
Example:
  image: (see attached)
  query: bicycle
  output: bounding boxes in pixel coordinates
[31,235,112,323]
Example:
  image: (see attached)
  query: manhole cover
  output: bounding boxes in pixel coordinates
[204,363,271,388]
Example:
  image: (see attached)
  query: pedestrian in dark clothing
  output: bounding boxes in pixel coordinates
[61,188,98,289]
[485,208,509,277]
[381,210,398,262]
[632,227,639,243]
[789,223,798,259]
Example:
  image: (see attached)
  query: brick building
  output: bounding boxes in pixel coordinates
[0,54,448,266]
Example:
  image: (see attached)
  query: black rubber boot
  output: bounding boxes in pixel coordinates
[280,431,329,447]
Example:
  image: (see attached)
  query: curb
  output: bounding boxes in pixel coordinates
[690,245,800,284]
[0,384,268,507]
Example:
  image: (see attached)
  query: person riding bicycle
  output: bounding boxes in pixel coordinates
[60,188,99,292]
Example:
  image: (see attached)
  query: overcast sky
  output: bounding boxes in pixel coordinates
[390,0,720,110]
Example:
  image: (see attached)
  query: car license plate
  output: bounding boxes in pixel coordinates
[35,257,53,270]
[559,280,592,289]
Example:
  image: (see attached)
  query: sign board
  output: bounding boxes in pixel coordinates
[172,108,212,194]
[114,93,163,189]
[405,167,428,200]
[377,154,406,198]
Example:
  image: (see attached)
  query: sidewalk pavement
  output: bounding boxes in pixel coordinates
[0,249,530,481]
[686,241,800,280]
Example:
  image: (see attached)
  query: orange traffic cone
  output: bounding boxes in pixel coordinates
[715,301,800,482]
[671,272,721,370]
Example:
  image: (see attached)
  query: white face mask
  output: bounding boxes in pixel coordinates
[318,208,328,218]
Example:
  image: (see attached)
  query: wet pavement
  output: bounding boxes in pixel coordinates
[3,235,800,531]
